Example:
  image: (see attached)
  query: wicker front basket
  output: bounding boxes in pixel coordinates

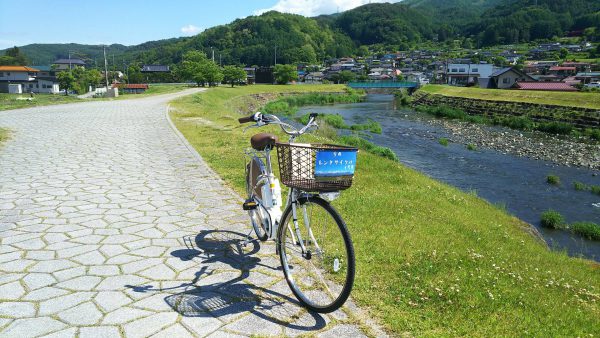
[276,143,357,192]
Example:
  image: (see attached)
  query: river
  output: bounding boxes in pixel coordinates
[297,94,600,261]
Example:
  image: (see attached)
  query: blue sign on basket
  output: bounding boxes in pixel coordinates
[315,149,357,177]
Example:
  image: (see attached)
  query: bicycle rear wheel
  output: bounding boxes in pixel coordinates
[277,195,355,313]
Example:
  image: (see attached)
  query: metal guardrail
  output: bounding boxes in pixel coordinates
[347,81,419,88]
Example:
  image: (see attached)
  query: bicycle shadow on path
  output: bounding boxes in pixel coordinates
[126,229,327,334]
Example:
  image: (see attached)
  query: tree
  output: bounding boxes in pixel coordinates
[201,61,223,87]
[333,70,356,84]
[222,65,247,87]
[178,50,209,86]
[559,47,569,59]
[86,69,103,88]
[273,64,297,84]
[57,71,75,96]
[0,46,28,66]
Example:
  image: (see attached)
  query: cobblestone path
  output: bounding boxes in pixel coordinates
[0,91,378,337]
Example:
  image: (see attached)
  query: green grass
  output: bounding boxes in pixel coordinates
[0,93,81,111]
[0,84,191,111]
[466,143,477,151]
[438,138,449,146]
[546,175,561,186]
[169,84,600,336]
[421,85,600,110]
[573,181,586,191]
[570,222,600,241]
[540,210,565,229]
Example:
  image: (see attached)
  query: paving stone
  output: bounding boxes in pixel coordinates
[223,313,283,336]
[57,301,102,325]
[0,317,66,338]
[0,302,36,317]
[56,275,102,291]
[29,259,76,273]
[102,307,154,325]
[0,281,26,300]
[131,293,173,311]
[22,286,70,301]
[150,323,195,338]
[79,326,121,338]
[39,292,95,315]
[89,265,120,276]
[180,316,223,337]
[94,291,133,312]
[317,324,368,338]
[53,266,86,282]
[123,312,179,338]
[95,274,148,291]
[42,327,78,338]
[22,272,58,291]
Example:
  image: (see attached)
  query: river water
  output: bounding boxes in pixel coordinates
[297,94,600,261]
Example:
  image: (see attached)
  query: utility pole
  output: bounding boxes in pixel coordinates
[274,46,277,66]
[68,51,72,70]
[219,53,222,66]
[211,47,215,63]
[103,46,109,88]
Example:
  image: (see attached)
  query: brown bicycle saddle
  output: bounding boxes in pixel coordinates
[250,133,278,151]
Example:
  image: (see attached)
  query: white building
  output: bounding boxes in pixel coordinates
[0,66,59,94]
[446,63,495,86]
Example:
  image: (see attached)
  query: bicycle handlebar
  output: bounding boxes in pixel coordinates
[238,112,318,139]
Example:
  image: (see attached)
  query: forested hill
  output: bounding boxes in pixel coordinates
[3,0,600,66]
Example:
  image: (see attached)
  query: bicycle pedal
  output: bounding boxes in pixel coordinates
[242,199,258,211]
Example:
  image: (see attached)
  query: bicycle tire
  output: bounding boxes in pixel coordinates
[277,195,355,313]
[246,161,269,241]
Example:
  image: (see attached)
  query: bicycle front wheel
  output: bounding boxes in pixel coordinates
[277,196,355,313]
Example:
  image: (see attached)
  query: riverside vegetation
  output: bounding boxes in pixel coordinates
[170,84,600,336]
[541,210,600,241]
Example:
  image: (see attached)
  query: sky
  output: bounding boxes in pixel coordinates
[0,0,401,50]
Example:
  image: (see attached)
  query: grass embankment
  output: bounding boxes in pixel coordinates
[421,84,600,109]
[415,103,600,140]
[170,85,600,336]
[0,85,191,111]
[0,93,81,111]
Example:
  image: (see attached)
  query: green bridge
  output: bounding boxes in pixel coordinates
[347,81,419,89]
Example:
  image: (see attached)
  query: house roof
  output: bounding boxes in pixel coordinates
[514,82,577,91]
[549,66,576,71]
[29,65,52,71]
[490,67,513,77]
[0,66,39,72]
[53,58,85,65]
[576,72,600,77]
[141,65,170,72]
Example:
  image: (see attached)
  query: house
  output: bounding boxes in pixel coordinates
[562,62,592,73]
[52,58,85,71]
[513,82,577,92]
[575,72,600,84]
[486,67,535,89]
[548,66,577,78]
[0,66,60,94]
[140,65,170,73]
[446,63,495,86]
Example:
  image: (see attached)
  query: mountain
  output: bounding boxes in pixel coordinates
[3,0,600,67]
[467,0,600,45]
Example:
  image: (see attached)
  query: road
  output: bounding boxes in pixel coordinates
[0,90,377,337]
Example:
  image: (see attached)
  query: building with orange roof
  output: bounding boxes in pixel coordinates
[0,66,59,94]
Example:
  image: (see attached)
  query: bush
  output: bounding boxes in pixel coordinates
[540,210,565,229]
[573,181,587,191]
[466,143,477,151]
[535,121,573,135]
[338,135,398,161]
[570,222,600,240]
[591,185,600,196]
[439,138,449,146]
[546,174,560,185]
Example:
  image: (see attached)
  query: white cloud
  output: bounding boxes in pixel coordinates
[180,24,203,36]
[254,0,402,17]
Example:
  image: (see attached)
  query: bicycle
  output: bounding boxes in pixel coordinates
[238,111,357,313]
